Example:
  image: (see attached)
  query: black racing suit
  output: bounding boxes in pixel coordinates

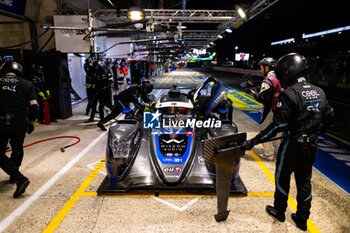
[31,70,54,122]
[253,77,334,220]
[84,62,97,116]
[95,65,114,120]
[101,84,151,123]
[0,74,38,178]
[213,98,233,123]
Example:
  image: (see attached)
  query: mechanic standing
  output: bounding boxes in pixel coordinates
[83,58,97,117]
[95,60,114,121]
[116,59,130,92]
[250,57,281,160]
[244,53,335,231]
[0,62,39,198]
[97,80,153,131]
[31,64,57,124]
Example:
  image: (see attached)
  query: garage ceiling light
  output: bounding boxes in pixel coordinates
[237,7,246,19]
[127,6,144,21]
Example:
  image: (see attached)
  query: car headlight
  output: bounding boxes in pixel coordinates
[109,136,131,159]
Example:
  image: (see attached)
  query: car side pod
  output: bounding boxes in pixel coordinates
[204,132,247,222]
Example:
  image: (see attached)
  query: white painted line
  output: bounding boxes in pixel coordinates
[153,197,183,211]
[0,131,107,233]
[87,161,107,176]
[152,197,201,212]
[328,153,350,162]
[180,197,201,210]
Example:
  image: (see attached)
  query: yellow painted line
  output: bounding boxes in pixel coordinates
[248,150,321,233]
[325,131,350,146]
[43,159,106,233]
[226,91,262,111]
[165,73,174,85]
[81,192,156,197]
[247,192,275,197]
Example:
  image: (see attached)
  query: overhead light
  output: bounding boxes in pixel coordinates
[225,28,232,33]
[271,38,295,46]
[210,42,214,45]
[302,25,350,39]
[237,7,247,19]
[127,6,144,21]
[235,46,238,50]
[177,26,187,29]
[218,35,223,39]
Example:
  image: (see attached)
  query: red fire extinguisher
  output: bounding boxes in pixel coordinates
[43,100,50,125]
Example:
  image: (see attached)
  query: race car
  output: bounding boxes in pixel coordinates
[98,77,247,194]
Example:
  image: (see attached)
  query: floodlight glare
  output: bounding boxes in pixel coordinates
[127,6,144,20]
[237,8,246,19]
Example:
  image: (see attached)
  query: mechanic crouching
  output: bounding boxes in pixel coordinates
[250,57,282,160]
[243,53,334,231]
[0,62,39,198]
[97,80,153,131]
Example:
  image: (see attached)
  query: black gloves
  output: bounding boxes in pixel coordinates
[242,135,260,151]
[27,120,36,134]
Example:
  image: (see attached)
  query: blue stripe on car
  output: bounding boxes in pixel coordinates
[205,83,223,117]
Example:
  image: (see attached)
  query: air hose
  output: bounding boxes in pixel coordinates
[5,136,80,153]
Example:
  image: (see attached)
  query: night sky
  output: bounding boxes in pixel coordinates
[214,0,350,60]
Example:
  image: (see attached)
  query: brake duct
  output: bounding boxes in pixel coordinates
[204,132,247,222]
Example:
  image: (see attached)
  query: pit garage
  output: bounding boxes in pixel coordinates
[0,1,349,233]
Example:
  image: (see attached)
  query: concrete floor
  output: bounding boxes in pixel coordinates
[0,69,349,233]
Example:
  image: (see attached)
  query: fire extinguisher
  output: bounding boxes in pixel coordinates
[43,100,50,125]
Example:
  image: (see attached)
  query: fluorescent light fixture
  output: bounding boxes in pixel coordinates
[218,35,223,39]
[177,26,187,29]
[302,25,350,39]
[271,38,295,46]
[237,8,246,19]
[225,28,232,33]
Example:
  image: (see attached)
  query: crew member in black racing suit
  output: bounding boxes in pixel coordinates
[31,64,57,123]
[83,58,97,117]
[244,53,335,231]
[213,98,234,123]
[0,62,39,198]
[97,80,153,131]
[95,60,114,121]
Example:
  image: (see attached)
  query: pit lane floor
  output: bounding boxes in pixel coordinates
[0,69,349,233]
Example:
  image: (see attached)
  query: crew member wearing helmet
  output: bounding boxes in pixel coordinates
[31,64,57,124]
[97,80,153,131]
[251,57,282,160]
[0,62,39,198]
[243,53,334,231]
